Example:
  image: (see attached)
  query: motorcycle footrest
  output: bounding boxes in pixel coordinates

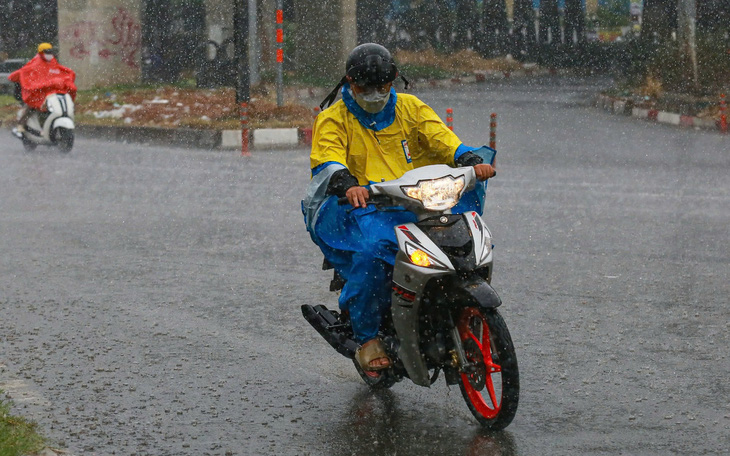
[301,304,358,359]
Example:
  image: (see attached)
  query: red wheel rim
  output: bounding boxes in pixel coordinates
[458,307,502,419]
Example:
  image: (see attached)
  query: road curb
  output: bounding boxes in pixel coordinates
[70,67,563,151]
[76,125,311,151]
[594,94,722,131]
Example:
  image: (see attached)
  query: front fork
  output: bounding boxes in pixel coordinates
[447,312,478,375]
[449,325,469,368]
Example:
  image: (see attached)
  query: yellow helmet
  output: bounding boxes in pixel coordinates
[37,43,53,53]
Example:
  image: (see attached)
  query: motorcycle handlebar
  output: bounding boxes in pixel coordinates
[337,169,496,207]
[338,192,395,209]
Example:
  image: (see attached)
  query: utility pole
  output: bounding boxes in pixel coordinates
[677,0,699,90]
[248,0,259,85]
[234,0,251,155]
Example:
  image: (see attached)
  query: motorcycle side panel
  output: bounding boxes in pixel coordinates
[62,93,75,118]
[392,223,454,387]
[43,95,61,138]
[463,211,494,267]
[391,254,450,387]
[52,117,75,130]
[23,114,53,145]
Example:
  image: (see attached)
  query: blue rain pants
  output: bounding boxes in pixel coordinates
[313,196,417,343]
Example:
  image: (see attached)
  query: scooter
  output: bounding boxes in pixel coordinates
[12,92,75,153]
[302,163,519,430]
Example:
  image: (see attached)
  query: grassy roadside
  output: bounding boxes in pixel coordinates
[0,52,536,132]
[0,83,322,132]
[0,390,46,456]
[0,82,315,131]
[0,95,17,127]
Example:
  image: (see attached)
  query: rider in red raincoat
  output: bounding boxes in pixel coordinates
[8,43,77,133]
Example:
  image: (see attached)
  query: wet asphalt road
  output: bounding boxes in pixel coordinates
[1,77,729,456]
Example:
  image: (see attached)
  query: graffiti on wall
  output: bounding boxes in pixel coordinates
[61,8,141,68]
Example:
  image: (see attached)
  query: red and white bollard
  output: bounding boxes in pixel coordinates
[275,4,284,107]
[720,93,727,134]
[446,108,454,131]
[240,102,250,157]
[489,113,497,150]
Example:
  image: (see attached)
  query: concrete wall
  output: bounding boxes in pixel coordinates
[294,0,356,82]
[58,0,142,89]
[57,0,356,89]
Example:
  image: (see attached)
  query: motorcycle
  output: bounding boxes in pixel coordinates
[302,162,519,430]
[12,92,75,153]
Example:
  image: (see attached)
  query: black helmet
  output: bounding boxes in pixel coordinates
[346,43,397,86]
[320,43,409,110]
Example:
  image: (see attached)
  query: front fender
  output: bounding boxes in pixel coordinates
[437,274,502,310]
[51,117,75,131]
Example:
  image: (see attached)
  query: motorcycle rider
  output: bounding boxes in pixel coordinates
[302,43,496,375]
[8,43,77,134]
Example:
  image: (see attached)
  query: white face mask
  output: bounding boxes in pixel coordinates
[43,53,54,62]
[352,86,391,114]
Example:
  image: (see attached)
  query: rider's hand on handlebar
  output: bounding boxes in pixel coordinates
[346,186,370,208]
[474,164,496,181]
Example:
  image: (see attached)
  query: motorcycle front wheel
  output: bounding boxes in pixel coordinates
[22,136,37,152]
[54,127,74,153]
[456,307,519,430]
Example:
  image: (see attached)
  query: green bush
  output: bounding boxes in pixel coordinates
[0,391,46,456]
[629,32,730,94]
[532,41,635,74]
[0,94,16,108]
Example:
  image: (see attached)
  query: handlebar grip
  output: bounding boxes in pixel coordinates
[337,197,349,205]
[492,170,496,178]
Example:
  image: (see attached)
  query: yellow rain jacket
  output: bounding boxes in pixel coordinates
[310,92,462,184]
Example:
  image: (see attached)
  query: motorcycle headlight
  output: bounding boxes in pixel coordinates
[401,175,466,211]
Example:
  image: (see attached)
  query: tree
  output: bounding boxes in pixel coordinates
[0,0,57,56]
[641,0,678,43]
[481,0,509,56]
[142,0,175,82]
[596,0,632,28]
[697,0,730,32]
[357,0,387,44]
[453,0,479,50]
[564,0,586,46]
[539,0,561,46]
[512,0,536,56]
[0,0,10,53]
[677,0,699,89]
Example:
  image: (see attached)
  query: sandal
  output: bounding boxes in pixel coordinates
[355,338,391,372]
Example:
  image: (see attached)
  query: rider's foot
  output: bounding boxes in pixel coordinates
[355,338,391,373]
